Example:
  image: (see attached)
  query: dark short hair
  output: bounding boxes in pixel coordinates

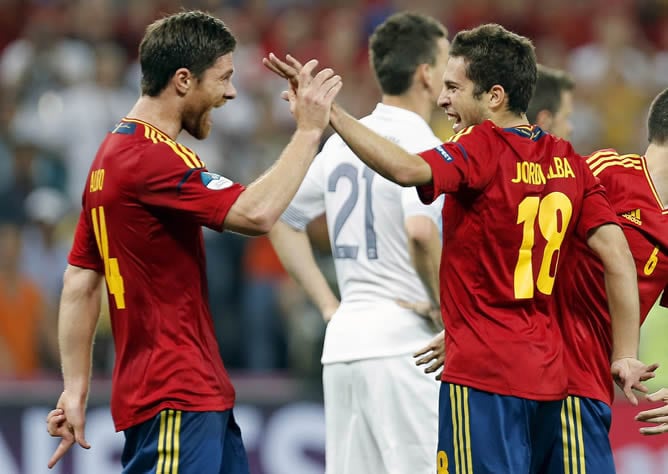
[648,88,668,145]
[449,23,536,115]
[526,64,575,123]
[369,12,447,96]
[139,10,237,97]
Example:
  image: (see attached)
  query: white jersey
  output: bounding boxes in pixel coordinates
[281,103,444,363]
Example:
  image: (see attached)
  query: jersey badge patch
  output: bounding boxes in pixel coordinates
[434,145,454,162]
[201,172,234,190]
[111,122,137,135]
[621,208,642,225]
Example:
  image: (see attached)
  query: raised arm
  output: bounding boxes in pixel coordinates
[269,220,339,321]
[264,53,432,187]
[224,60,342,235]
[586,223,657,404]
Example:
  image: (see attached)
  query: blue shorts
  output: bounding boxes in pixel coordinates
[540,395,614,474]
[121,409,249,474]
[437,382,562,474]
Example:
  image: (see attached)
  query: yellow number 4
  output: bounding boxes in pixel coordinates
[514,192,573,299]
[91,206,126,309]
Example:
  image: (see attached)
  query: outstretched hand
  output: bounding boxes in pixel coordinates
[263,55,341,132]
[610,357,659,405]
[46,391,90,469]
[635,388,668,435]
[413,330,446,380]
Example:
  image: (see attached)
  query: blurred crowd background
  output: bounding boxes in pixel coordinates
[1,0,667,394]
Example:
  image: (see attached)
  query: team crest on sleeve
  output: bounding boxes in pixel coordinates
[435,145,454,162]
[201,172,234,190]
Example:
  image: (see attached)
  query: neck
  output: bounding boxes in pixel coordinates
[644,143,668,205]
[381,91,433,123]
[126,95,182,140]
[489,110,529,129]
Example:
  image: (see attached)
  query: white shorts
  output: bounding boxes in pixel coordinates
[323,354,439,474]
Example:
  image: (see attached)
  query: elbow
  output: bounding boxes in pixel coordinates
[242,210,277,236]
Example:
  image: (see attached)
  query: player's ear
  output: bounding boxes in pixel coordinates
[415,63,433,93]
[174,68,192,96]
[488,84,505,111]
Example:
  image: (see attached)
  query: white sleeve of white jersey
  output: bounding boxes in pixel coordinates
[280,151,327,231]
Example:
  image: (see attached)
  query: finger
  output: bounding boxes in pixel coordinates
[47,415,67,434]
[425,360,442,373]
[262,57,288,79]
[280,90,290,102]
[633,381,650,394]
[636,406,668,421]
[286,54,305,71]
[647,362,660,372]
[638,415,668,424]
[299,59,320,83]
[435,369,443,381]
[415,353,436,366]
[640,423,668,436]
[413,346,430,358]
[47,438,75,469]
[396,299,413,309]
[323,79,343,103]
[624,383,639,406]
[647,388,668,402]
[46,409,64,422]
[640,372,656,382]
[270,53,296,74]
[307,67,335,90]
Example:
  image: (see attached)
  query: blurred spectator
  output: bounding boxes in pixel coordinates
[0,220,59,377]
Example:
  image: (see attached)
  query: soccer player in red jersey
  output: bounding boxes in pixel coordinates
[539,88,668,473]
[44,10,342,473]
[264,23,654,473]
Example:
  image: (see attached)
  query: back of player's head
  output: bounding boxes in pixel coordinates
[450,23,536,115]
[526,64,575,124]
[647,88,668,145]
[369,12,447,96]
[139,10,237,97]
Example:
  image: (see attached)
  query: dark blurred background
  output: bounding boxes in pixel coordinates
[0,0,666,473]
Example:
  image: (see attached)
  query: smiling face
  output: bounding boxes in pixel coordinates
[182,53,237,139]
[437,55,490,133]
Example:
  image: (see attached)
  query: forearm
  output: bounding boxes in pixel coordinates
[588,224,641,360]
[329,103,432,186]
[269,221,339,318]
[407,220,441,306]
[225,129,323,235]
[58,266,103,397]
[603,250,641,360]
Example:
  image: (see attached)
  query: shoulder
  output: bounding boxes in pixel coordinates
[585,148,643,178]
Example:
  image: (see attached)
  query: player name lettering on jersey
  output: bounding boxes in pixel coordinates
[511,156,575,185]
[90,169,105,193]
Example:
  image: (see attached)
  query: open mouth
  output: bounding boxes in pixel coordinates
[447,112,463,133]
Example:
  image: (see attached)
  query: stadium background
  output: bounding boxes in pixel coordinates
[0,0,667,472]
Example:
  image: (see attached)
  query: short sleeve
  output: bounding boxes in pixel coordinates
[280,151,327,231]
[135,143,245,232]
[574,164,619,239]
[415,124,496,203]
[68,208,104,273]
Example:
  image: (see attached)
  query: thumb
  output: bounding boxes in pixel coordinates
[646,389,666,403]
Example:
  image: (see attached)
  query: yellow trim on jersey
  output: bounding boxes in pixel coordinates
[641,156,666,210]
[157,411,167,474]
[587,151,642,177]
[449,126,475,143]
[449,385,473,474]
[561,396,586,474]
[124,118,205,169]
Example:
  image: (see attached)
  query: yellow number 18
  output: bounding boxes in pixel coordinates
[91,206,126,309]
[514,192,573,299]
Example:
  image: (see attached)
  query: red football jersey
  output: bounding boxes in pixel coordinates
[69,118,245,431]
[417,121,618,400]
[556,149,668,406]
